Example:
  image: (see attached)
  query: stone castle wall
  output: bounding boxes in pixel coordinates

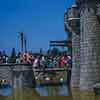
[64,0,100,92]
[80,1,100,91]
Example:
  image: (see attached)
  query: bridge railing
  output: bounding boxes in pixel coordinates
[32,66,71,86]
[0,64,71,87]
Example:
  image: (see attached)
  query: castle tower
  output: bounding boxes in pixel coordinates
[64,10,72,55]
[64,4,80,100]
[97,0,100,17]
[77,0,100,99]
[68,5,80,88]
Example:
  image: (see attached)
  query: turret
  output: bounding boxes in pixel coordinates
[64,4,80,100]
[96,0,100,17]
[64,5,80,34]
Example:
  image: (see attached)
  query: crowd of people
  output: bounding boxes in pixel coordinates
[20,52,72,68]
[0,50,72,68]
[0,50,72,87]
[32,55,72,68]
[0,51,8,64]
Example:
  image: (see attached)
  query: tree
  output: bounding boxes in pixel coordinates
[9,48,16,63]
[51,48,59,57]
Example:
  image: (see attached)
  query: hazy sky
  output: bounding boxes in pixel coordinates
[0,0,75,53]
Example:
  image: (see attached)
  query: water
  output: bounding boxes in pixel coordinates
[58,85,70,96]
[0,85,12,96]
[0,84,71,100]
[1,86,100,100]
[35,84,69,96]
[35,85,48,96]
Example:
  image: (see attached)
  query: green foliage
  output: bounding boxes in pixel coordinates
[9,48,16,63]
[51,48,59,56]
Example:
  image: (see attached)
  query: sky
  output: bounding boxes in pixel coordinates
[0,0,75,54]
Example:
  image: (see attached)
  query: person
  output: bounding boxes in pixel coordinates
[48,58,54,68]
[67,56,72,68]
[67,55,72,88]
[39,56,45,68]
[60,55,65,68]
[64,56,68,67]
[33,57,39,68]
[0,51,3,64]
[21,52,30,63]
[2,51,7,63]
[21,52,27,63]
[0,56,2,64]
[5,56,8,64]
[16,57,20,63]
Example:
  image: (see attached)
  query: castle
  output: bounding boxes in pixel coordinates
[64,0,100,99]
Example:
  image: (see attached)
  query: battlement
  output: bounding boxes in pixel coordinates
[96,3,100,17]
[64,5,80,34]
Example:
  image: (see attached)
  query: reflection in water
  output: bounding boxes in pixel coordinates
[1,85,100,100]
[0,84,70,100]
[71,88,81,100]
[35,84,69,96]
[71,88,100,100]
[0,85,12,97]
[80,91,95,100]
[35,85,48,96]
[58,85,69,96]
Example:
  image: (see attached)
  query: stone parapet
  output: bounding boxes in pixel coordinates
[0,64,33,88]
[67,5,80,21]
[64,5,80,34]
[96,3,100,17]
